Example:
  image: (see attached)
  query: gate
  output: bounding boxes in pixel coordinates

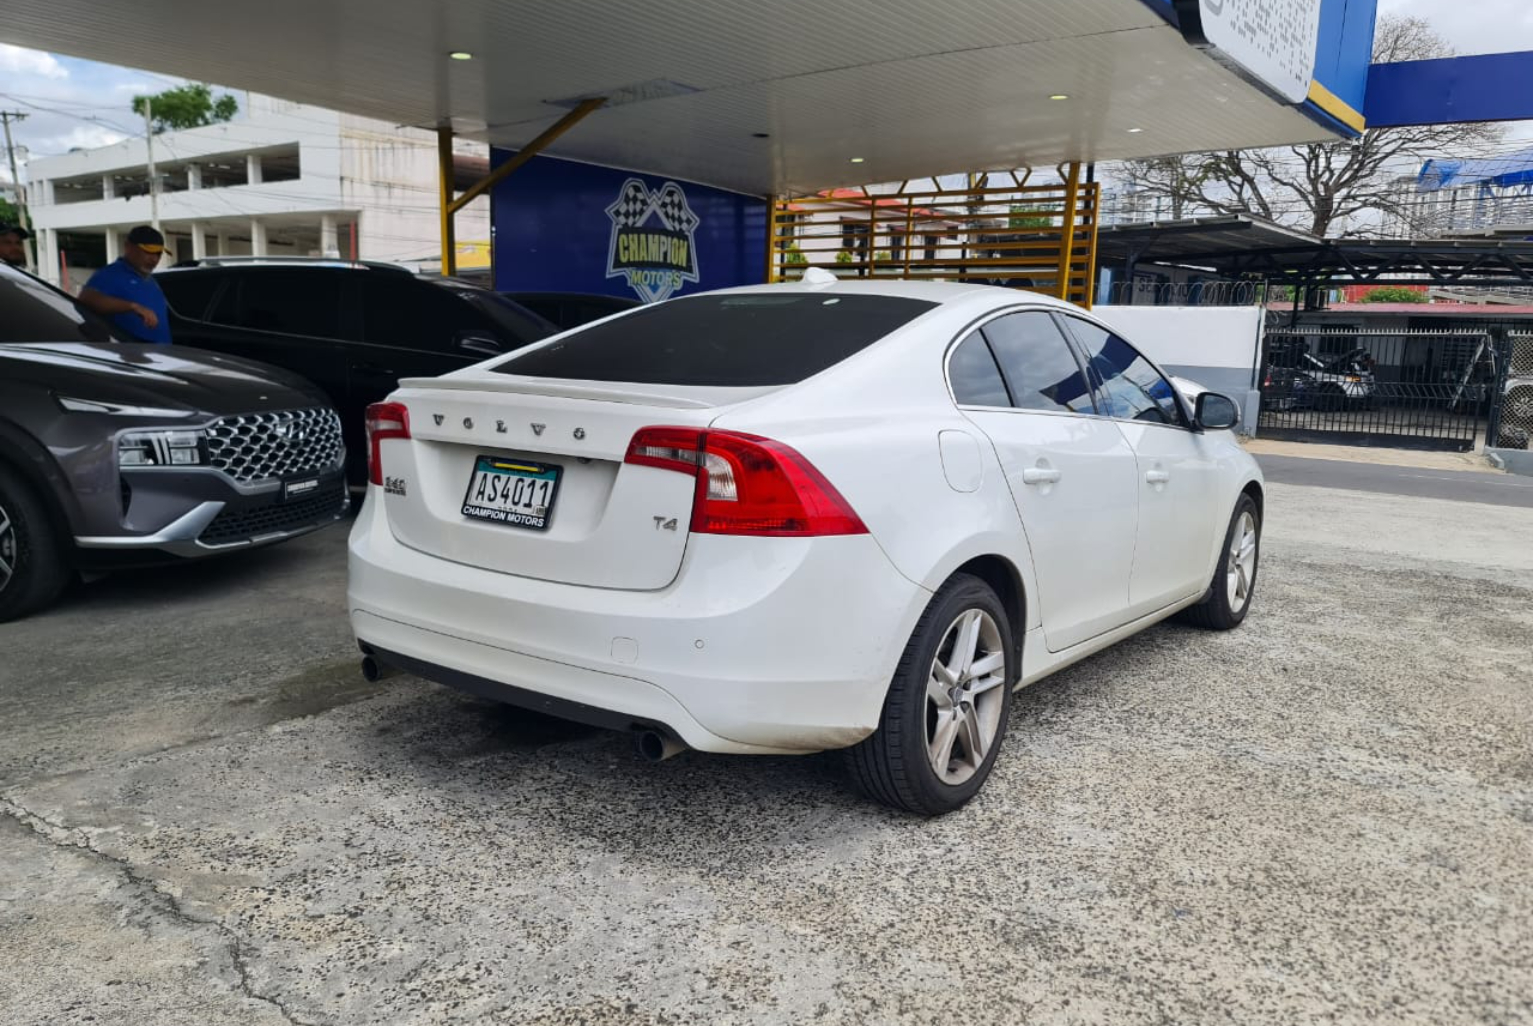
[1490,334,1533,451]
[1257,328,1493,452]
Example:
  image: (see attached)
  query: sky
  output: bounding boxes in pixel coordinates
[3,0,1533,189]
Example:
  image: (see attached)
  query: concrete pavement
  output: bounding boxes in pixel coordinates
[2,483,1530,1025]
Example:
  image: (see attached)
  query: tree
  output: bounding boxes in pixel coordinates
[1112,16,1500,238]
[1358,286,1429,303]
[0,195,18,225]
[131,84,239,134]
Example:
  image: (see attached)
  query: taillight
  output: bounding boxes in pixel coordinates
[624,426,867,537]
[365,402,410,486]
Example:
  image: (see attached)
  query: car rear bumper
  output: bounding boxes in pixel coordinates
[347,488,927,754]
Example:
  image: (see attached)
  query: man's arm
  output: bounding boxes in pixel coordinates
[79,287,160,330]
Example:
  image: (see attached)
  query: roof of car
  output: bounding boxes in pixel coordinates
[162,257,415,275]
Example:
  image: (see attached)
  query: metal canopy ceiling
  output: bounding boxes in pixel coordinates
[1,0,1339,197]
[1098,216,1533,287]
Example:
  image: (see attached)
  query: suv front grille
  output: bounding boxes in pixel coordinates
[199,482,348,546]
[205,408,344,484]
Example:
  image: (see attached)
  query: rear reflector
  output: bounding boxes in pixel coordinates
[365,402,411,486]
[625,427,867,537]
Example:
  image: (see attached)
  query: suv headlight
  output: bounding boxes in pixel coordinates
[118,429,208,468]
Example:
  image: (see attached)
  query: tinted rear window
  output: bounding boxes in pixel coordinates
[494,293,937,386]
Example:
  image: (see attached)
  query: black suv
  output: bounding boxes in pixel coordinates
[157,259,556,482]
[0,262,349,621]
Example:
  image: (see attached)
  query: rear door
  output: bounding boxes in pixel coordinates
[953,311,1141,652]
[1058,315,1223,614]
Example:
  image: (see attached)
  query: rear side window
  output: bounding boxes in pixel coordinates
[495,294,937,386]
[982,312,1095,414]
[214,270,343,338]
[948,331,1011,407]
[156,272,223,319]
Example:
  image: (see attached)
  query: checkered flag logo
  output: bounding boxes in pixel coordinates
[655,182,698,234]
[604,177,703,304]
[607,179,654,229]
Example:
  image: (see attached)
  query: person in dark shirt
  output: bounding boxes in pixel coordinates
[78,225,172,344]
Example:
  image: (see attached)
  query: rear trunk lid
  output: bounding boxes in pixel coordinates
[378,375,775,590]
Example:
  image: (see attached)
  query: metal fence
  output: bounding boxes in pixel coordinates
[1100,280,1262,307]
[1490,334,1533,450]
[1257,328,1496,452]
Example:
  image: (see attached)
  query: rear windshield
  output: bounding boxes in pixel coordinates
[493,293,937,386]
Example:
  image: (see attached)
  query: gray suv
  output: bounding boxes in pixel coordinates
[0,263,348,620]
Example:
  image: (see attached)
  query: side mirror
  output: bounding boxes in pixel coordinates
[456,332,503,357]
[1195,392,1240,431]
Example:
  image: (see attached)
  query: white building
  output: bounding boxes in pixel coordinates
[26,94,489,289]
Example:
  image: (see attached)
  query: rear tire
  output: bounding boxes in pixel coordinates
[1178,494,1260,631]
[846,574,1015,816]
[0,465,71,623]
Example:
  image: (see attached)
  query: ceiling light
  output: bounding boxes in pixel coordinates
[448,51,473,61]
[1049,93,1069,101]
[1127,127,1145,133]
[849,157,866,164]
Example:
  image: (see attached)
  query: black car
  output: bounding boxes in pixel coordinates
[0,263,349,621]
[157,259,556,482]
[503,291,641,330]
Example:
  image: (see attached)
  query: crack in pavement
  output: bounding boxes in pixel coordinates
[0,795,322,1026]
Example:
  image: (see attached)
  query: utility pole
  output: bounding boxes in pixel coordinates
[1,110,37,273]
[143,98,161,231]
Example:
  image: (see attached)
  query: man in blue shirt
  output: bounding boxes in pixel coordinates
[79,225,172,344]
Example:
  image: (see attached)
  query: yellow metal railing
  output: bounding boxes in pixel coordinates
[767,165,1100,308]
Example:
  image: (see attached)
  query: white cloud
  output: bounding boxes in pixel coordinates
[0,44,68,80]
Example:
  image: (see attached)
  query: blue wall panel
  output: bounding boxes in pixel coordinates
[1368,52,1533,127]
[1312,0,1377,115]
[490,151,768,301]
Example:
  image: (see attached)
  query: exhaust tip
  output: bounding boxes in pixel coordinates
[636,729,687,762]
[360,655,384,683]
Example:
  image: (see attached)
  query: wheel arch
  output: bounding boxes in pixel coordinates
[0,419,82,540]
[947,554,1028,669]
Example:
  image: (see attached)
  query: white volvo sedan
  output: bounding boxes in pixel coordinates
[349,279,1262,815]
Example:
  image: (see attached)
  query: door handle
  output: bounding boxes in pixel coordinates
[1145,469,1171,484]
[1022,467,1062,486]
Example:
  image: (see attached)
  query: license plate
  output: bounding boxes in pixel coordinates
[284,477,320,500]
[460,455,561,530]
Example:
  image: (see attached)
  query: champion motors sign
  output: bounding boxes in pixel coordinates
[605,178,701,303]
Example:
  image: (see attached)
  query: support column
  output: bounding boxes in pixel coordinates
[1055,162,1082,304]
[250,218,268,256]
[247,154,263,185]
[191,221,207,260]
[188,164,203,190]
[437,126,456,276]
[320,213,338,258]
[104,226,120,264]
[102,175,115,199]
[40,228,60,286]
[216,230,230,256]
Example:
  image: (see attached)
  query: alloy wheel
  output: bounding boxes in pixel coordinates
[0,501,14,595]
[925,608,1007,785]
[1226,510,1258,611]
